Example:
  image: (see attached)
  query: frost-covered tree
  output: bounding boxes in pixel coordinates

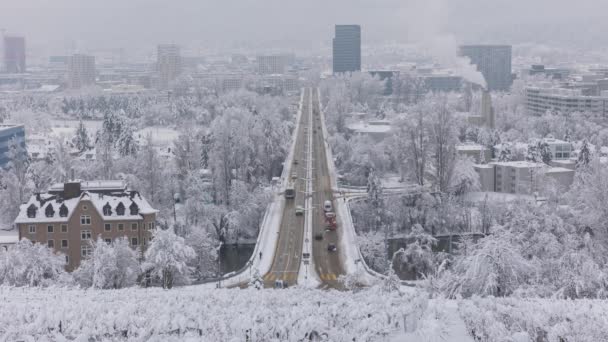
[0,239,68,287]
[144,229,196,289]
[184,226,218,281]
[74,237,140,289]
[392,224,438,280]
[449,157,481,196]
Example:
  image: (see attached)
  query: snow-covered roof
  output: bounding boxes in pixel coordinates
[490,161,545,168]
[545,167,575,174]
[0,230,19,244]
[15,185,157,224]
[347,121,393,134]
[456,143,488,152]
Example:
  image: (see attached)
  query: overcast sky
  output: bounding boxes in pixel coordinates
[2,0,607,55]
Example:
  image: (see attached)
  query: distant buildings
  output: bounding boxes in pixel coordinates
[525,86,608,117]
[3,36,26,73]
[256,55,290,74]
[0,124,26,168]
[14,180,157,271]
[157,44,182,89]
[459,45,512,91]
[68,54,96,89]
[333,25,361,74]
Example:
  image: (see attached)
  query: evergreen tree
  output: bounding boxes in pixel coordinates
[74,120,91,153]
[577,139,592,168]
[538,141,553,165]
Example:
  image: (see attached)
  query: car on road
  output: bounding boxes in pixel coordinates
[295,206,304,216]
[327,243,337,252]
[315,232,323,240]
[323,200,332,212]
[291,172,298,180]
[274,279,286,289]
[294,159,299,165]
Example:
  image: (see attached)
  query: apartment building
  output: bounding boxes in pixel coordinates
[157,44,181,89]
[525,86,608,117]
[14,180,157,271]
[459,45,512,91]
[68,54,96,88]
[0,124,26,168]
[333,25,361,74]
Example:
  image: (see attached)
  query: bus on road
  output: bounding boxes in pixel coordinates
[285,182,296,199]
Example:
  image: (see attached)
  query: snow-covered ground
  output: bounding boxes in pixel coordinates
[459,297,608,341]
[0,285,451,341]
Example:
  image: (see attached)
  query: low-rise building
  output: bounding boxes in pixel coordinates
[346,120,393,141]
[456,143,492,163]
[474,161,575,195]
[542,138,573,160]
[14,180,157,271]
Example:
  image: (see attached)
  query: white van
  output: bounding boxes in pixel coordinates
[323,200,332,212]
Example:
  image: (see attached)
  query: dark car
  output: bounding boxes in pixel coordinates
[327,243,337,252]
[315,232,323,240]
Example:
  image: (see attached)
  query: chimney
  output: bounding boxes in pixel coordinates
[63,181,82,199]
[71,168,75,181]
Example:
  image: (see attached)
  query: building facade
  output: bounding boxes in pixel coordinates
[3,36,26,73]
[257,55,289,75]
[525,86,608,117]
[68,54,96,88]
[157,44,181,89]
[333,25,361,74]
[14,180,157,271]
[0,124,26,168]
[460,45,512,91]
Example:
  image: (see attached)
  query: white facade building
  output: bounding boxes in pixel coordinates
[526,86,608,117]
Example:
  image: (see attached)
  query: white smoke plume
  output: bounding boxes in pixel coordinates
[400,0,487,89]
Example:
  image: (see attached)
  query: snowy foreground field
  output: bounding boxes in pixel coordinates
[0,285,450,342]
[2,284,607,341]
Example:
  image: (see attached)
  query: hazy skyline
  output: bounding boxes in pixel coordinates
[2,0,608,55]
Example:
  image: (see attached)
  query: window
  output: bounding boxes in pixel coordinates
[47,240,54,248]
[65,255,69,264]
[118,223,124,231]
[82,205,88,211]
[104,223,111,232]
[131,237,138,246]
[81,230,91,240]
[129,202,139,215]
[103,202,112,216]
[148,222,155,230]
[61,240,68,248]
[27,204,37,218]
[116,202,125,216]
[47,225,54,233]
[80,215,91,225]
[131,223,138,231]
[61,224,68,233]
[59,204,68,217]
[104,238,112,245]
[28,225,36,234]
[81,245,92,257]
[45,204,55,218]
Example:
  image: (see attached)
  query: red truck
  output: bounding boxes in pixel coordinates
[324,211,337,230]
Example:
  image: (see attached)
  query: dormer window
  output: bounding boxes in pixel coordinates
[103,202,112,216]
[59,204,68,217]
[27,204,37,218]
[45,204,55,218]
[116,202,125,216]
[129,202,139,216]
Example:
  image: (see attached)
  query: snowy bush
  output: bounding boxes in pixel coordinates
[0,239,68,287]
[74,237,140,289]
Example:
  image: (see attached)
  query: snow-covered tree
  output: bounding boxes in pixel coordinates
[392,224,438,280]
[449,157,481,196]
[577,139,592,168]
[0,239,68,287]
[74,119,92,152]
[74,237,140,289]
[144,229,196,289]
